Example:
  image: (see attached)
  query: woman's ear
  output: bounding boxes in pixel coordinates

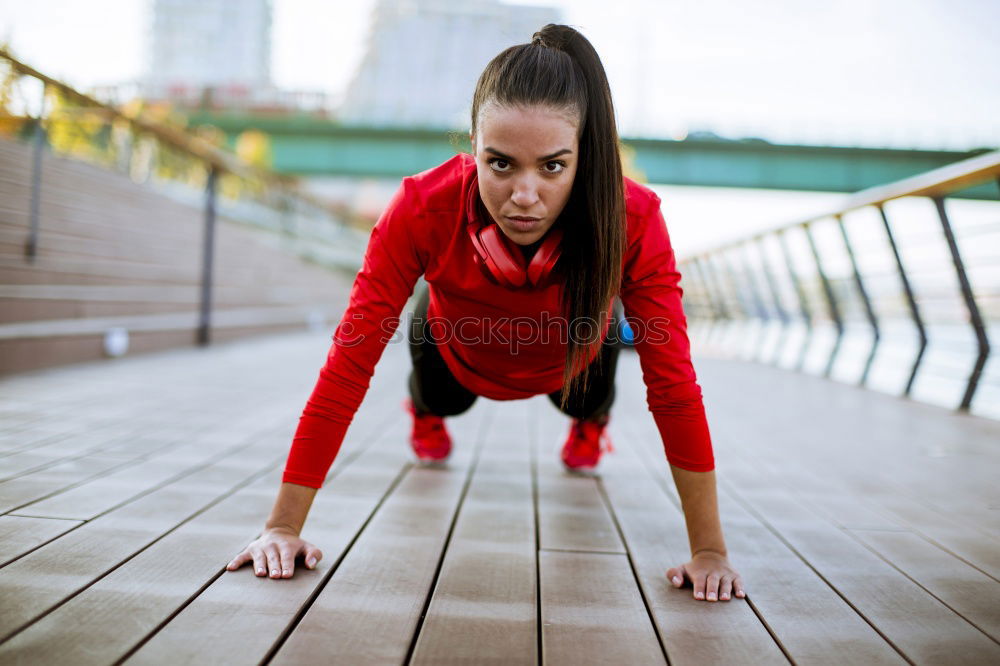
[468,131,476,155]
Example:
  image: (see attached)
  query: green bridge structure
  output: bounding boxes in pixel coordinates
[191,111,998,199]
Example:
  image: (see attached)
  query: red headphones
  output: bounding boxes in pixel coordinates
[465,172,564,289]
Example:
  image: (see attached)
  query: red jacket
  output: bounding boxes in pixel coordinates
[282,153,714,488]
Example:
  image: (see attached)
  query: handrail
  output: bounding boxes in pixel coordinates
[0,47,352,219]
[1,48,370,353]
[706,149,1000,251]
[681,144,999,417]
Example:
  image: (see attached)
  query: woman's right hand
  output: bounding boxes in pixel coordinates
[225,527,323,579]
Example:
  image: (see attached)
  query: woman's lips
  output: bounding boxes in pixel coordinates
[505,216,542,232]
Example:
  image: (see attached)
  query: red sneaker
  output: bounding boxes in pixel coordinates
[560,413,614,471]
[403,399,452,462]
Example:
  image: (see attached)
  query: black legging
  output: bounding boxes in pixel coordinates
[407,284,621,420]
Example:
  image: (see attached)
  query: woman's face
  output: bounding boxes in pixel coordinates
[470,103,580,246]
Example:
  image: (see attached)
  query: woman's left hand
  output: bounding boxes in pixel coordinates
[666,550,746,601]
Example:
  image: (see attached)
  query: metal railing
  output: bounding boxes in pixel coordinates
[680,150,1000,418]
[1,48,369,345]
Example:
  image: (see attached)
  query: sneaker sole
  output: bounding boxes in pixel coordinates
[414,458,450,468]
[561,463,600,476]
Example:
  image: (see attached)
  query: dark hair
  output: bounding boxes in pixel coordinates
[470,24,626,411]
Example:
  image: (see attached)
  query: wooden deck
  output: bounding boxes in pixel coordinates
[1,328,998,665]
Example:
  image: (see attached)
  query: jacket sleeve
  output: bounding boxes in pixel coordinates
[281,177,428,488]
[619,195,715,472]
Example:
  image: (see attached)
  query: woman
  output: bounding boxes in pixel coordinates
[227,24,745,603]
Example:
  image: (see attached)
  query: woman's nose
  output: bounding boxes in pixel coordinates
[510,178,540,208]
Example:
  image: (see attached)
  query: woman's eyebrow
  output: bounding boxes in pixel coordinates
[484,147,573,161]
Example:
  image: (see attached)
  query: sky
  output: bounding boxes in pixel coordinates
[1,0,998,150]
[2,0,997,256]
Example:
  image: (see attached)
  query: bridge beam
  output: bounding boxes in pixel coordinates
[188,112,997,198]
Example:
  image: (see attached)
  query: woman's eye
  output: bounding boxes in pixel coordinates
[544,161,566,174]
[488,158,510,172]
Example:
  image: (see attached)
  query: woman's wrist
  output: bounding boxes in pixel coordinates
[263,523,300,536]
[691,546,728,559]
[262,482,318,537]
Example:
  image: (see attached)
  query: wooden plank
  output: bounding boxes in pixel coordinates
[1,434,175,476]
[0,454,140,514]
[535,406,622,554]
[0,378,302,520]
[15,426,287,521]
[698,357,1000,532]
[0,436,285,642]
[869,497,1000,581]
[0,515,82,566]
[539,549,665,665]
[268,404,484,665]
[120,426,413,664]
[682,357,1000,583]
[725,479,1000,664]
[0,466,290,663]
[613,355,947,664]
[599,417,795,665]
[716,492,907,665]
[0,345,402,659]
[847,528,1000,641]
[410,400,537,665]
[681,378,1000,661]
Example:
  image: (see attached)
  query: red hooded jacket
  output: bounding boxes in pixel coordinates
[282,153,714,488]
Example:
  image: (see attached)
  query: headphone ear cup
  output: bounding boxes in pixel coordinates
[526,227,563,286]
[478,224,528,288]
[468,221,506,286]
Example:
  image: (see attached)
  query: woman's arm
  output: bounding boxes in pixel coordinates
[666,467,745,601]
[617,189,745,601]
[228,176,430,579]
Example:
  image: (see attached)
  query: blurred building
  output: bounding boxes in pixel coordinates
[144,0,273,106]
[340,0,561,128]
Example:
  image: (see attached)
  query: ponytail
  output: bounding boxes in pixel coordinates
[470,24,626,411]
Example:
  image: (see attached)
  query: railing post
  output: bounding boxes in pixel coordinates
[876,205,926,397]
[752,236,791,364]
[717,248,751,357]
[932,196,990,411]
[835,214,881,386]
[734,240,770,361]
[699,255,732,346]
[755,236,790,324]
[803,222,844,377]
[692,256,726,344]
[694,256,727,321]
[706,253,742,351]
[197,167,219,346]
[26,82,47,262]
[777,228,813,370]
[681,259,711,326]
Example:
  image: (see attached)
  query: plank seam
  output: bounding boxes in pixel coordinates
[613,415,802,666]
[530,399,543,666]
[258,462,413,665]
[537,546,627,556]
[0,438,281,569]
[0,451,287,646]
[720,482,917,666]
[403,407,492,665]
[594,477,672,666]
[839,525,1000,646]
[121,421,408,665]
